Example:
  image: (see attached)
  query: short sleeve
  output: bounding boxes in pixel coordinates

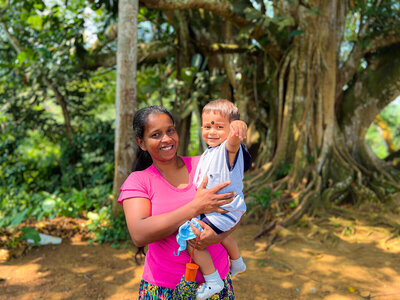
[241,143,252,172]
[118,172,150,206]
[227,143,252,172]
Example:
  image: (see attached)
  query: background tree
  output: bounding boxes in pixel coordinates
[112,0,139,216]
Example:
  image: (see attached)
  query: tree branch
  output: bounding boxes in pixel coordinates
[141,0,282,60]
[79,41,174,70]
[87,22,118,54]
[337,28,400,96]
[80,41,254,70]
[339,44,400,134]
[1,22,23,53]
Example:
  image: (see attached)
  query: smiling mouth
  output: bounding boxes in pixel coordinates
[161,145,173,151]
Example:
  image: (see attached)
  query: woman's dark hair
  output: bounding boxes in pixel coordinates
[131,105,175,172]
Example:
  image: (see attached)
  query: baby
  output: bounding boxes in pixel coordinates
[176,99,250,300]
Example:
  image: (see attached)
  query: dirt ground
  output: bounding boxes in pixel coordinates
[1,205,400,300]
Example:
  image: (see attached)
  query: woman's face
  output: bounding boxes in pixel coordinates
[137,113,179,162]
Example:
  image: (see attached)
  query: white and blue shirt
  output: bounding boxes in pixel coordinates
[193,140,251,232]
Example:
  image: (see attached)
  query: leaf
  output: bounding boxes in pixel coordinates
[289,29,304,37]
[277,16,295,31]
[191,54,202,70]
[87,211,100,222]
[20,227,40,245]
[33,3,44,9]
[244,8,262,21]
[308,6,320,16]
[27,15,43,31]
[180,67,196,84]
[42,198,56,213]
[16,51,27,66]
[7,208,29,229]
[200,56,208,71]
[348,286,356,293]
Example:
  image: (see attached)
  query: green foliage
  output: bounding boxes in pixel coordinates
[365,100,400,159]
[20,227,40,246]
[0,0,120,246]
[86,206,130,247]
[249,187,282,209]
[276,162,293,177]
[0,104,115,240]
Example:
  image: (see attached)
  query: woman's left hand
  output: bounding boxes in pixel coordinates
[188,219,225,250]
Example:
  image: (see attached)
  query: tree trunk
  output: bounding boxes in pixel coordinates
[112,0,138,216]
[247,1,348,227]
[247,1,400,233]
[42,77,74,147]
[175,11,192,156]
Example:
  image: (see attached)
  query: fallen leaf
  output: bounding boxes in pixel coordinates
[348,286,356,293]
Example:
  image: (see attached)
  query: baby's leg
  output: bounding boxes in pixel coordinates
[187,243,215,275]
[222,235,246,278]
[221,235,240,260]
[187,243,224,300]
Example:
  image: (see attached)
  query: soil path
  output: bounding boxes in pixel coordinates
[1,212,400,300]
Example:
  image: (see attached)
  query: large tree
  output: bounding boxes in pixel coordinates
[128,0,400,231]
[84,0,400,226]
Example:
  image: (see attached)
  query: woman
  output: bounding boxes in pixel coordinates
[119,106,237,299]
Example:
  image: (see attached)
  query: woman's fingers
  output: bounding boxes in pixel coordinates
[217,191,235,200]
[198,175,208,190]
[195,221,218,250]
[216,207,230,214]
[189,219,203,238]
[210,180,231,192]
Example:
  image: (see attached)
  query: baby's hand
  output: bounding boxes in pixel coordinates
[230,120,247,141]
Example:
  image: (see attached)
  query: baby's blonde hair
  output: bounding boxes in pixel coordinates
[202,99,240,122]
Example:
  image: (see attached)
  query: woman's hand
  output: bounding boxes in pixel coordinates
[191,175,235,215]
[187,219,224,250]
[188,218,241,250]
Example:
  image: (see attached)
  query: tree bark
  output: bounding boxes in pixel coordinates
[112,0,138,216]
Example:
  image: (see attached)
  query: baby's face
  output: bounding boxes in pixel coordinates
[201,112,231,147]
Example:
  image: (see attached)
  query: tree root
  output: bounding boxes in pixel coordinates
[351,182,380,203]
[253,173,320,242]
[321,175,353,204]
[254,219,277,240]
[329,205,400,233]
[262,225,309,252]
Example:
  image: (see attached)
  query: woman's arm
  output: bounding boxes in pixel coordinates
[123,176,236,247]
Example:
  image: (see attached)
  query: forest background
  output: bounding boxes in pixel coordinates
[1,0,400,252]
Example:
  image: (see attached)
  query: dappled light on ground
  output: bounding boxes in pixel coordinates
[1,205,400,299]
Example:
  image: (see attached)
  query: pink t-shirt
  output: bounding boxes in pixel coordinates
[118,156,229,289]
